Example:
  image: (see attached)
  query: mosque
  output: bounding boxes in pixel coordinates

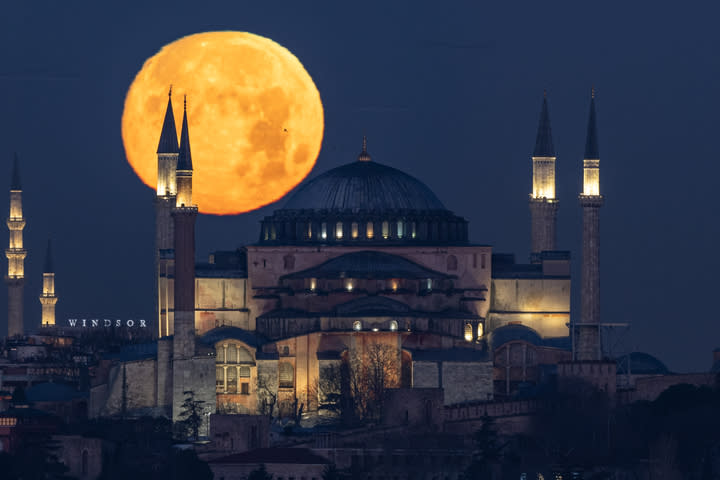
[6,89,620,422]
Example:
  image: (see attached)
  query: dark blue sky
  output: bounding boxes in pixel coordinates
[1,0,718,372]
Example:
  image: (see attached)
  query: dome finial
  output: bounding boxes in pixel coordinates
[358,135,371,162]
[168,85,172,98]
[591,85,595,99]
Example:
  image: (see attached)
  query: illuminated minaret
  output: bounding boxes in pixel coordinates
[156,87,179,338]
[39,239,57,327]
[172,96,198,422]
[173,96,197,360]
[529,92,559,263]
[576,88,604,361]
[6,155,26,337]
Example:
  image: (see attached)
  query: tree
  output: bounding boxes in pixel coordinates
[257,374,277,417]
[464,415,506,480]
[178,390,205,441]
[248,463,273,480]
[322,463,342,480]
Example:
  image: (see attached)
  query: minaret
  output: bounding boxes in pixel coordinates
[576,88,603,361]
[529,92,559,263]
[173,96,197,359]
[172,95,199,422]
[156,87,179,338]
[6,155,26,337]
[39,240,57,327]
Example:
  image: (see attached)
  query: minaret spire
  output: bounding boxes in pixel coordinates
[176,95,194,207]
[6,155,26,337]
[529,92,559,263]
[576,89,604,361]
[157,87,180,156]
[40,239,57,327]
[358,135,371,162]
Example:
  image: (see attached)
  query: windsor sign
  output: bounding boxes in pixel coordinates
[67,318,147,328]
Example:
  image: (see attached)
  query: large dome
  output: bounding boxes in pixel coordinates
[283,161,446,212]
[258,139,468,246]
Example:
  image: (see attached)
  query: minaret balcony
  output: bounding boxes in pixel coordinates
[6,218,26,229]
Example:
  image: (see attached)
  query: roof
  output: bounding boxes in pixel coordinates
[281,251,454,280]
[489,324,571,351]
[533,94,555,157]
[26,383,87,403]
[210,448,329,465]
[102,342,158,362]
[11,153,21,190]
[156,90,179,154]
[199,326,262,347]
[177,97,192,171]
[282,158,447,212]
[617,352,670,375]
[584,93,599,159]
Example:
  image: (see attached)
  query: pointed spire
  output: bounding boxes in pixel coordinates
[533,93,555,157]
[584,88,600,159]
[177,95,193,171]
[43,239,53,273]
[156,86,180,154]
[357,135,371,162]
[10,153,21,190]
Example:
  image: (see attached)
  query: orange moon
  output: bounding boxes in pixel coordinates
[121,32,324,215]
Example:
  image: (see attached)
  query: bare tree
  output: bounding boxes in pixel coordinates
[256,374,277,418]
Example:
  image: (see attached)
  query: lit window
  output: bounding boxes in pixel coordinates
[390,321,398,331]
[477,323,484,338]
[382,221,389,239]
[336,222,343,239]
[397,221,404,238]
[307,223,312,239]
[263,226,269,241]
[351,222,358,239]
[270,225,277,240]
[239,366,251,378]
[353,321,362,331]
[309,278,317,291]
[346,279,354,292]
[411,222,417,239]
[464,323,473,342]
[391,280,398,292]
[366,222,374,239]
[279,362,294,388]
[321,222,327,239]
[426,279,432,290]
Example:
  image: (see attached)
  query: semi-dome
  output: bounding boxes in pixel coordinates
[259,138,468,246]
[283,160,446,212]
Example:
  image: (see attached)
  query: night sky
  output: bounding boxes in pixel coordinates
[1,1,717,372]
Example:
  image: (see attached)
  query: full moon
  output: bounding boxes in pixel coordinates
[122,32,324,215]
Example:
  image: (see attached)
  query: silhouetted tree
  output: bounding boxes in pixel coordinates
[248,463,273,480]
[178,390,205,441]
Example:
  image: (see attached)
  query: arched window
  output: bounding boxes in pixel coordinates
[307,222,312,239]
[351,222,359,239]
[397,220,404,238]
[321,222,327,239]
[382,221,389,239]
[353,320,362,331]
[239,366,251,378]
[216,367,224,392]
[390,320,398,331]
[227,367,237,392]
[279,362,294,388]
[227,344,237,363]
[335,222,343,239]
[366,222,374,239]
[237,346,254,364]
[411,222,417,239]
[447,255,458,271]
[477,323,484,338]
[464,323,473,342]
[270,225,277,240]
[263,226,269,241]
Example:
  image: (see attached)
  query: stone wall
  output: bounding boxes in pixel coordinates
[101,359,158,416]
[209,414,269,453]
[54,435,104,480]
[172,356,216,427]
[384,388,444,430]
